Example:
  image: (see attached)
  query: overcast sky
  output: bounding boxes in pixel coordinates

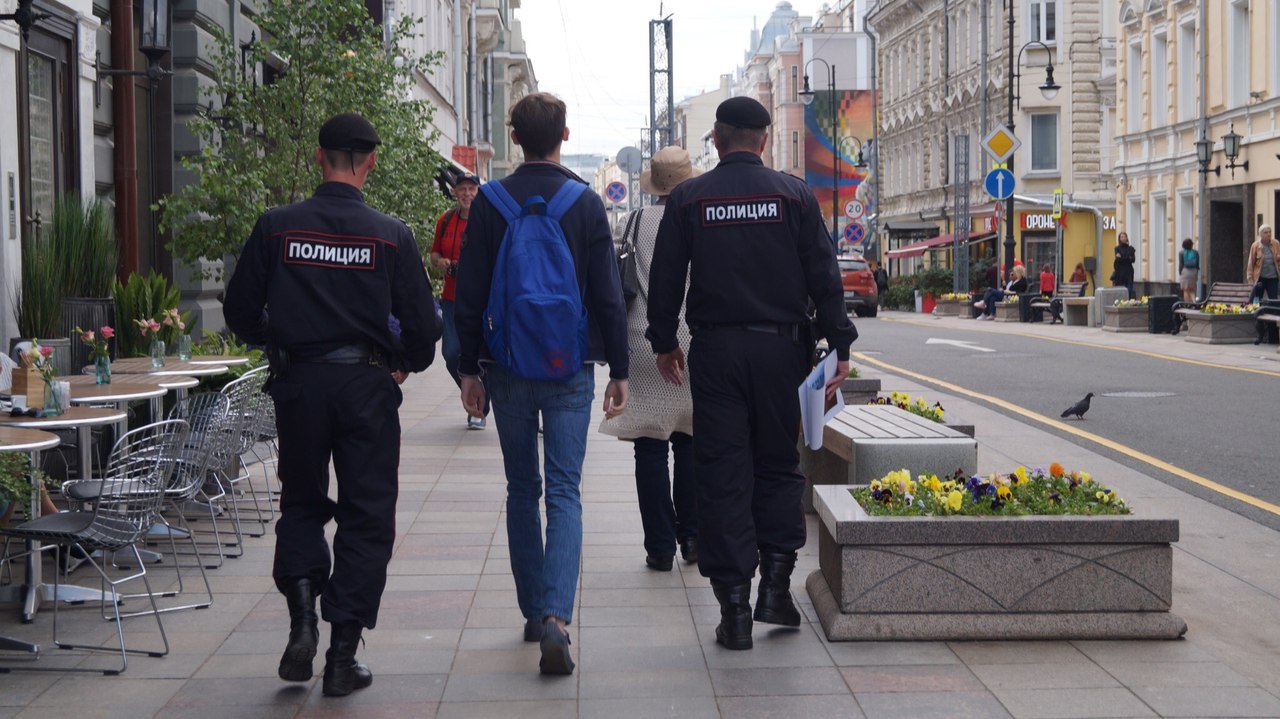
[516,0,807,157]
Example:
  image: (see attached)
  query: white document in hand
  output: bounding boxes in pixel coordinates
[798,351,845,450]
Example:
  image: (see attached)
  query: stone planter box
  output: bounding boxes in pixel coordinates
[1181,311,1256,344]
[932,299,962,317]
[840,377,881,407]
[1102,305,1148,332]
[806,484,1187,641]
[993,302,1021,322]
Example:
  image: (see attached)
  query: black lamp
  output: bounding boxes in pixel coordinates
[1195,133,1218,176]
[95,0,173,107]
[1039,63,1061,101]
[0,0,49,43]
[1222,123,1248,178]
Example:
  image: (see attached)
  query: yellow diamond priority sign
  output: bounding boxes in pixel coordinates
[982,124,1021,163]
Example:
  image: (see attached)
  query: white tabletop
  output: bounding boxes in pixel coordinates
[106,358,229,378]
[0,406,128,430]
[67,383,167,404]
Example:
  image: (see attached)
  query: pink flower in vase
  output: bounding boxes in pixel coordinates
[100,326,115,339]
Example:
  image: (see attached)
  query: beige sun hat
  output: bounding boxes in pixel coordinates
[639,146,702,197]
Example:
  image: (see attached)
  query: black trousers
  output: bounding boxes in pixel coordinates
[270,362,403,629]
[633,432,697,559]
[688,327,809,584]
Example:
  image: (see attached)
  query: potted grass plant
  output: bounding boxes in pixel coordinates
[53,196,119,372]
[11,216,70,376]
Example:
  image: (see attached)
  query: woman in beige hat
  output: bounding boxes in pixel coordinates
[600,146,701,571]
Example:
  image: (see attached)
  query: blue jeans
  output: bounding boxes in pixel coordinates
[633,432,697,559]
[440,299,461,387]
[486,363,594,624]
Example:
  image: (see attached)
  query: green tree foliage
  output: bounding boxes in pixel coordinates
[159,0,452,279]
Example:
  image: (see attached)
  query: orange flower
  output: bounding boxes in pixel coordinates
[1048,462,1065,478]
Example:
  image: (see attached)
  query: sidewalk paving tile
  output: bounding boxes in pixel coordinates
[840,663,983,692]
[854,689,1014,719]
[716,694,867,719]
[578,668,714,699]
[1128,686,1280,718]
[708,666,850,696]
[969,661,1122,690]
[436,699,577,719]
[991,687,1157,719]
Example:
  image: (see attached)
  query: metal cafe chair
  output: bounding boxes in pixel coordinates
[219,367,274,539]
[0,419,189,675]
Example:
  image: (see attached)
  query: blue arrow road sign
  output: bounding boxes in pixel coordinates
[605,181,627,203]
[984,168,1015,200]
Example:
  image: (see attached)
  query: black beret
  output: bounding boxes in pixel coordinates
[715,96,771,129]
[319,112,382,151]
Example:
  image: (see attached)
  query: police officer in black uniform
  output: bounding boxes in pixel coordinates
[646,97,856,651]
[224,112,440,695]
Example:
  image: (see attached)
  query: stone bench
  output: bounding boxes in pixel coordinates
[800,405,977,511]
[1063,297,1094,326]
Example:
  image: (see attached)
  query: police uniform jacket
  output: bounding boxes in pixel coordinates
[224,182,440,372]
[646,151,856,359]
[454,161,630,380]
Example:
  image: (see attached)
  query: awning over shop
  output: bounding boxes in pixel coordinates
[886,232,996,259]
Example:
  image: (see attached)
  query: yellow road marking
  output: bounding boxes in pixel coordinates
[852,351,1280,517]
[881,315,1280,379]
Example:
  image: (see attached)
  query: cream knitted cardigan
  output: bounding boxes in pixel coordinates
[599,205,693,441]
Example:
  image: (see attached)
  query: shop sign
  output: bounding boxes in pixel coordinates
[1103,214,1117,231]
[1021,212,1057,230]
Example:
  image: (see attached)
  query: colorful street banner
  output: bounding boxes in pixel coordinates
[804,89,876,246]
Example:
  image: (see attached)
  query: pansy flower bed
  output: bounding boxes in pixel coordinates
[1113,296,1149,308]
[852,464,1129,517]
[1201,302,1259,315]
[868,391,944,424]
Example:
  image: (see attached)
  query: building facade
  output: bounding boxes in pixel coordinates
[1116,0,1280,291]
[869,0,1118,284]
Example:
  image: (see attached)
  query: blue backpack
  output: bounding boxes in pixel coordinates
[480,180,589,381]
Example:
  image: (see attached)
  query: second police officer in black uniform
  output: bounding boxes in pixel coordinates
[224,112,441,696]
[646,96,857,651]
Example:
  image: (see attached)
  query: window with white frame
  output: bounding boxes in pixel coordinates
[1030,112,1059,172]
[1151,29,1168,128]
[1127,37,1143,131]
[1126,197,1143,273]
[1101,0,1117,39]
[1177,191,1195,252]
[1029,1,1058,45]
[1228,0,1250,107]
[1178,18,1196,121]
[1149,195,1168,281]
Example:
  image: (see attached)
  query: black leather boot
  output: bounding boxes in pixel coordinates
[711,581,753,650]
[321,622,373,697]
[754,551,802,627]
[278,579,319,682]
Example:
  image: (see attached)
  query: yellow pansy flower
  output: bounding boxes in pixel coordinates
[1014,466,1029,485]
[997,485,1012,501]
[926,475,942,494]
[946,490,963,512]
[1095,490,1112,504]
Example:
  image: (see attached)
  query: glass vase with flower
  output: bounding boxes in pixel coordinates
[20,341,61,415]
[135,318,166,368]
[76,325,115,384]
[161,308,191,359]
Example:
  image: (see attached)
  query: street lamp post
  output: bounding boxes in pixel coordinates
[800,59,838,243]
[1004,1,1060,275]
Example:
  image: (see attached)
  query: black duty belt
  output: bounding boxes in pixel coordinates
[690,322,804,341]
[291,344,387,367]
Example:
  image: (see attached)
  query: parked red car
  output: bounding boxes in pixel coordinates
[838,254,878,317]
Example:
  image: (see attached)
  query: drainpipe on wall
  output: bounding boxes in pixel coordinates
[1014,193,1104,278]
[111,0,138,278]
[469,3,478,146]
[453,0,464,146]
[1197,0,1209,291]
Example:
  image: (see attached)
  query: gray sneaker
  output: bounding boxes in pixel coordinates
[467,415,486,430]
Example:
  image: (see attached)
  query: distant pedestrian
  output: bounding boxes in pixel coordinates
[430,169,488,429]
[985,261,1000,290]
[870,260,889,306]
[1113,231,1136,298]
[1069,262,1088,285]
[600,146,700,573]
[647,96,857,652]
[1247,224,1279,300]
[1039,264,1055,298]
[454,92,629,675]
[1177,238,1200,302]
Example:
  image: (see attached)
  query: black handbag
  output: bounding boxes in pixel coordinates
[616,210,640,306]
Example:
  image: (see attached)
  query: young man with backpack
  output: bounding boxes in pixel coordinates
[454,92,629,676]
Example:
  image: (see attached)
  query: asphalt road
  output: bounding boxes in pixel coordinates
[848,315,1280,531]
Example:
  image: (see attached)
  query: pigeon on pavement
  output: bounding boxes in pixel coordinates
[1060,392,1094,420]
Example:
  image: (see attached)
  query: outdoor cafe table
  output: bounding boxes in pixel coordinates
[66,381,167,430]
[105,358,231,378]
[0,408,125,622]
[185,355,250,366]
[0,427,60,653]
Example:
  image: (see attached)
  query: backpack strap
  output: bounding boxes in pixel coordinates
[480,181,522,224]
[546,181,589,221]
